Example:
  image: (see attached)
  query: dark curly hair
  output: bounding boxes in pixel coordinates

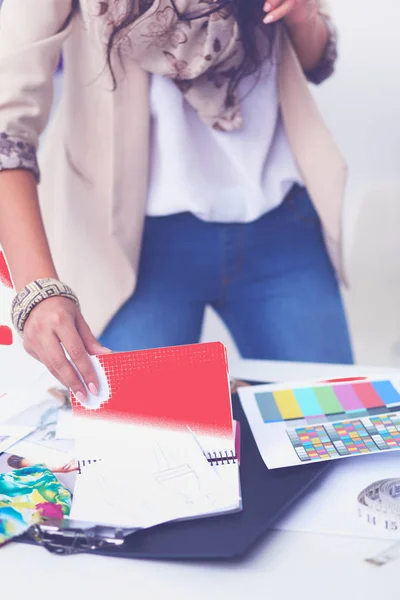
[7,455,24,470]
[71,0,276,93]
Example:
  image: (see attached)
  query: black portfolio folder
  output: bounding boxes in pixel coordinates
[22,390,331,560]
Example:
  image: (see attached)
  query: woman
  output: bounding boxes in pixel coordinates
[0,0,352,404]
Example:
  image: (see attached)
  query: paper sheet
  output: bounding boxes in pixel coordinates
[56,409,74,439]
[70,426,240,529]
[0,426,35,453]
[6,440,75,471]
[2,388,75,463]
[0,370,65,424]
[239,377,400,469]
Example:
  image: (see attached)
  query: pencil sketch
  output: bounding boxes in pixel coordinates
[6,397,61,442]
[152,440,215,506]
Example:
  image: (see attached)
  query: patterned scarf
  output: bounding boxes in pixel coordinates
[93,0,249,131]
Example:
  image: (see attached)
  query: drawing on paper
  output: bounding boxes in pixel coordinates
[152,440,202,505]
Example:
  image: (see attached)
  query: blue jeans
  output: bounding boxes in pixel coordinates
[100,186,353,363]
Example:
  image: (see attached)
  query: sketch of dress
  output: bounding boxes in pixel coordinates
[152,440,213,506]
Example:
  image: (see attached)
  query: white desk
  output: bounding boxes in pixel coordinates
[1,348,399,599]
[2,530,398,600]
[229,357,400,383]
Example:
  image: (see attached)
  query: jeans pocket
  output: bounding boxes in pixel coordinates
[285,185,320,225]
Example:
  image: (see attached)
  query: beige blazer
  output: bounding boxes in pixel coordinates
[0,0,347,337]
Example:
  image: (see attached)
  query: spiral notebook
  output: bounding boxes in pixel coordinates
[76,420,241,485]
[69,342,241,529]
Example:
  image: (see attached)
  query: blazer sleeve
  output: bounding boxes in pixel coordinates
[0,0,74,181]
[304,0,338,85]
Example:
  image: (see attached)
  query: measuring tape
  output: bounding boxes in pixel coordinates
[357,479,400,531]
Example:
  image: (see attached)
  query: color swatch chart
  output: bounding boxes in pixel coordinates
[288,413,400,463]
[255,380,400,424]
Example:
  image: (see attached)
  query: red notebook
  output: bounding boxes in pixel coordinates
[70,342,241,529]
[71,342,233,439]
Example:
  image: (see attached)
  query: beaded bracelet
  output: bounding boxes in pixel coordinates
[11,278,80,335]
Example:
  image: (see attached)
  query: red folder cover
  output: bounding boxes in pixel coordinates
[71,341,233,441]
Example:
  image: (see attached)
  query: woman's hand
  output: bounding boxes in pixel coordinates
[23,296,111,402]
[263,0,329,74]
[263,0,318,25]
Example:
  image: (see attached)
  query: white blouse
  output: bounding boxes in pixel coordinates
[146,50,303,223]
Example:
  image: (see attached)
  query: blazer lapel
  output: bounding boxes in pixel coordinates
[277,28,348,280]
[108,59,150,265]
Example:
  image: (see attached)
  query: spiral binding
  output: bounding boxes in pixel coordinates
[78,451,238,472]
[78,450,237,473]
[77,458,102,474]
[204,449,238,466]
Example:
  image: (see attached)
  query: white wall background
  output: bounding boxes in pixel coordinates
[1,0,400,375]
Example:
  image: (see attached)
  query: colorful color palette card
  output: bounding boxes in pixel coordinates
[238,377,400,469]
[70,342,241,529]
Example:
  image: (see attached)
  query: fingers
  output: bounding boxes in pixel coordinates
[39,333,89,402]
[264,0,285,11]
[75,312,112,356]
[264,0,295,23]
[24,337,69,389]
[22,297,111,399]
[56,317,101,397]
[23,346,41,363]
